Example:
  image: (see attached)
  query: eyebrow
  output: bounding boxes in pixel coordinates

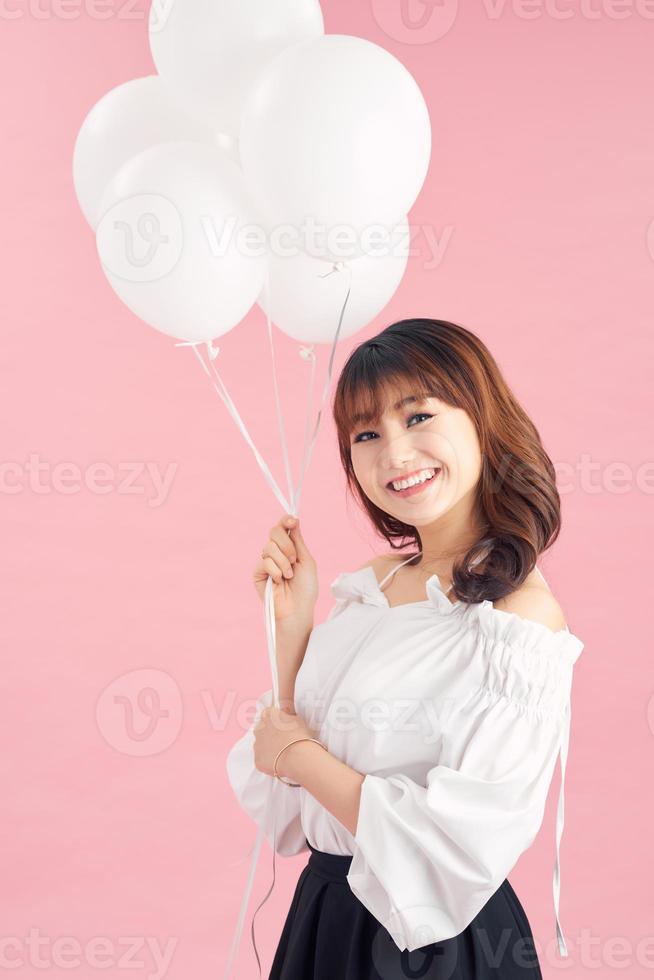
[350,394,429,428]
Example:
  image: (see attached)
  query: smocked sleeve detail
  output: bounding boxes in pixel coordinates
[225,687,309,857]
[468,599,584,717]
[346,615,584,954]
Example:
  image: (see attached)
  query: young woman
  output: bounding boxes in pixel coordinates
[226,318,585,979]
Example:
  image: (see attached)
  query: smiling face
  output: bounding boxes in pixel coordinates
[348,382,483,528]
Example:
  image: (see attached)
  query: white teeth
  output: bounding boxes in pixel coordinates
[391,468,440,491]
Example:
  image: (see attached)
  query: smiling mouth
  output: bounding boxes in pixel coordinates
[387,467,442,493]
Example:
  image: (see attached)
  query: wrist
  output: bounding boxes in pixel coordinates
[277,695,297,715]
[277,737,326,782]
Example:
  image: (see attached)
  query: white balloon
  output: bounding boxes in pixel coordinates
[149,0,324,137]
[72,75,216,230]
[240,34,431,262]
[96,141,267,343]
[258,217,411,344]
[214,130,241,168]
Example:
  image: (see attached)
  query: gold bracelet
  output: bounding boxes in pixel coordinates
[273,737,327,787]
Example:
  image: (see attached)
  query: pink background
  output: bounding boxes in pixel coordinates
[1,1,652,977]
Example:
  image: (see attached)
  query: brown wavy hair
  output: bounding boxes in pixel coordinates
[331,318,562,604]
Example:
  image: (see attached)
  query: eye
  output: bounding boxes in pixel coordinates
[352,412,433,444]
[409,412,433,426]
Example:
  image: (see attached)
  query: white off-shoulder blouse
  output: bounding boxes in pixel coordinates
[225,553,585,956]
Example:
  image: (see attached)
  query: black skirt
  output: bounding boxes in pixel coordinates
[269,840,543,980]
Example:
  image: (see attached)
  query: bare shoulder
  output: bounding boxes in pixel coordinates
[493,569,568,632]
[354,551,407,579]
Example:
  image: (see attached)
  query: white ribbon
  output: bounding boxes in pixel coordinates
[553,699,572,957]
[535,568,574,960]
[175,261,353,978]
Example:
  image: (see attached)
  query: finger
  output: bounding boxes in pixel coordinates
[269,524,297,565]
[279,514,299,539]
[274,514,296,536]
[263,540,294,578]
[259,556,284,584]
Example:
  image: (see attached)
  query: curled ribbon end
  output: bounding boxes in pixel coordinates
[556,922,569,958]
[173,339,220,361]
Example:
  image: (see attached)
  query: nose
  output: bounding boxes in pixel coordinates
[386,447,417,469]
[379,425,420,470]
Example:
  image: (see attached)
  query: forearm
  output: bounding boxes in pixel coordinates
[276,622,313,714]
[280,740,365,837]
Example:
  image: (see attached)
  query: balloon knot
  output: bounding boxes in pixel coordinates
[318,260,348,279]
[173,339,220,360]
[298,345,315,361]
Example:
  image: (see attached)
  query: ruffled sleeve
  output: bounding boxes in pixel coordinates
[225,687,309,856]
[346,604,584,955]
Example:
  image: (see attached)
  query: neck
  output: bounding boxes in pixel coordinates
[413,493,485,578]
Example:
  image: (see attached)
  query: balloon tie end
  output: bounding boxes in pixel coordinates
[318,260,347,279]
[299,345,315,361]
[173,339,220,361]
